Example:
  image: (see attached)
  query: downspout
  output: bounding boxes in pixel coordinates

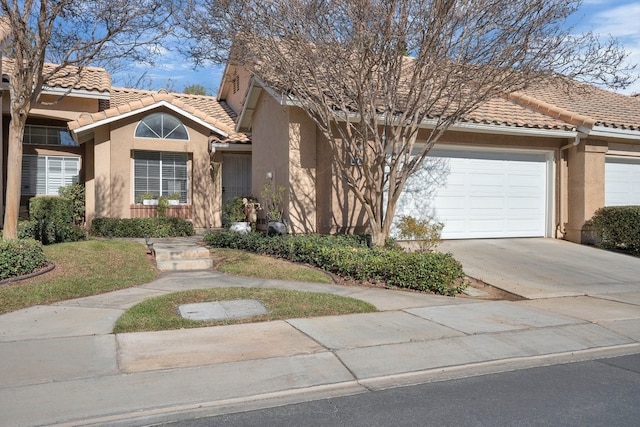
[556,131,582,238]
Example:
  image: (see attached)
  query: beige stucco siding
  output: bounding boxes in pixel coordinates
[86,108,217,228]
[251,92,289,222]
[288,108,317,234]
[219,65,253,115]
[565,139,607,243]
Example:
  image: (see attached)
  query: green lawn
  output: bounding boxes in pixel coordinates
[114,287,377,333]
[211,247,333,283]
[0,239,157,315]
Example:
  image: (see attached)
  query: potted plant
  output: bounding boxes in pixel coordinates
[222,196,251,233]
[261,183,287,236]
[137,191,158,206]
[167,192,182,206]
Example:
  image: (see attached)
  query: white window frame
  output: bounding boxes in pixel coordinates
[134,112,189,140]
[21,155,81,196]
[133,151,189,203]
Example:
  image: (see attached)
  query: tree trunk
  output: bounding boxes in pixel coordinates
[2,113,27,239]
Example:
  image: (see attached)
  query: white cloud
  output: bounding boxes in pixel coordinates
[576,1,640,94]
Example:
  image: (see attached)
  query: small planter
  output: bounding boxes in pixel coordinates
[229,221,251,234]
[168,199,180,206]
[143,199,158,206]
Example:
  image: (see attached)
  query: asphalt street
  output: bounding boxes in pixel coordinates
[163,353,640,427]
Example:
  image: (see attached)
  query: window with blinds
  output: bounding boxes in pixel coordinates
[133,151,188,203]
[21,155,80,195]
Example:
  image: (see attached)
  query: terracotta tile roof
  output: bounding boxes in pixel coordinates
[513,78,640,131]
[69,87,251,143]
[463,95,573,130]
[2,58,111,93]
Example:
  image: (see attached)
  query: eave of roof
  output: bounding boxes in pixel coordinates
[68,89,251,144]
[2,58,112,95]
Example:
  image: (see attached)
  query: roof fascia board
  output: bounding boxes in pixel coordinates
[440,121,576,139]
[71,100,229,138]
[41,86,110,100]
[335,111,577,139]
[580,125,640,140]
[216,62,231,100]
[211,142,252,152]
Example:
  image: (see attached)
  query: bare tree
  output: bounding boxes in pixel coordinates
[183,0,635,246]
[0,0,176,238]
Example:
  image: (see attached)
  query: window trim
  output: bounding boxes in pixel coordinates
[132,151,189,204]
[134,112,190,141]
[23,124,78,146]
[21,154,81,196]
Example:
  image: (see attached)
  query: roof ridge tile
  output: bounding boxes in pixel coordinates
[506,91,597,129]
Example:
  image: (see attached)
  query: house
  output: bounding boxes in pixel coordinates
[217,64,640,243]
[1,58,639,244]
[1,59,250,230]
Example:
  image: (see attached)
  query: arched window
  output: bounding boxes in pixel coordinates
[135,113,188,140]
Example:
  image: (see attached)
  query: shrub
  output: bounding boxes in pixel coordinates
[591,206,640,255]
[58,183,86,225]
[0,239,48,281]
[204,231,466,295]
[222,196,249,223]
[396,215,443,252]
[25,196,85,245]
[90,217,195,238]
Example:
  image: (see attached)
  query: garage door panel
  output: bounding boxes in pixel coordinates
[394,148,549,239]
[606,158,640,206]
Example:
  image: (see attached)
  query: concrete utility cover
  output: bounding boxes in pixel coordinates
[178,300,268,321]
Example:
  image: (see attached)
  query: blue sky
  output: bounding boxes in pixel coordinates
[111,1,640,96]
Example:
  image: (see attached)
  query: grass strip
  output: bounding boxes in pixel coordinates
[114,287,376,333]
[211,247,332,283]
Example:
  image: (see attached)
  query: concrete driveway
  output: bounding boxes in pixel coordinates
[440,238,640,300]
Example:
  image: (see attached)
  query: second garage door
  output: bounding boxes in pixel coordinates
[394,148,551,239]
[605,157,640,206]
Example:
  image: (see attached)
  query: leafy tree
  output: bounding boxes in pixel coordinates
[183,0,635,246]
[0,0,176,238]
[183,83,209,95]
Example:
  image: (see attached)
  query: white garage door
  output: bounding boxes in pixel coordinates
[394,148,550,239]
[605,157,640,206]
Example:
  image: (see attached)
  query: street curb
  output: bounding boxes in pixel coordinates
[53,343,640,427]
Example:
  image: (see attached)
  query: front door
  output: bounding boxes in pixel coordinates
[222,153,252,205]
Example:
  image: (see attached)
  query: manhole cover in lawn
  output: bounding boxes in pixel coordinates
[178,299,268,321]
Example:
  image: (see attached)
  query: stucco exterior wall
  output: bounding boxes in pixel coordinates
[251,92,289,225]
[565,139,607,243]
[288,108,317,234]
[2,93,100,121]
[219,65,253,115]
[86,107,216,228]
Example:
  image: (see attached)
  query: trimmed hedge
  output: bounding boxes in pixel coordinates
[204,231,466,296]
[90,217,195,238]
[22,196,86,245]
[591,206,640,255]
[0,239,48,281]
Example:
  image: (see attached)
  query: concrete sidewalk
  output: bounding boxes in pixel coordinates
[1,244,640,426]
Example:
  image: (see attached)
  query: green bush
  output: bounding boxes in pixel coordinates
[0,239,48,281]
[58,183,86,225]
[591,206,640,255]
[204,231,466,295]
[90,217,195,238]
[396,215,443,252]
[25,196,85,245]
